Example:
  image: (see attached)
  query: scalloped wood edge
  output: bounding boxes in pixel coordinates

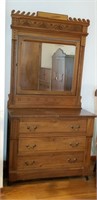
[11,10,90,25]
[11,10,36,16]
[68,17,90,25]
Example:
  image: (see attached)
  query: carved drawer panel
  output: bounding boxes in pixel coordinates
[17,152,84,170]
[19,118,87,134]
[18,136,86,154]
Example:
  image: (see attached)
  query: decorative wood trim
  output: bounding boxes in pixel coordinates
[11,10,90,36]
[11,10,90,25]
[11,10,36,16]
[12,29,18,40]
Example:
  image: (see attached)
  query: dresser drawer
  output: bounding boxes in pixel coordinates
[17,152,84,171]
[18,136,86,154]
[19,118,87,134]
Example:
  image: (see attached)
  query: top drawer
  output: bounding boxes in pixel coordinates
[19,118,87,134]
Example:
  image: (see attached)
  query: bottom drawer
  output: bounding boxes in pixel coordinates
[16,168,84,181]
[17,152,84,171]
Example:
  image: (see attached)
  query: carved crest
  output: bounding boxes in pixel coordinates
[11,10,90,35]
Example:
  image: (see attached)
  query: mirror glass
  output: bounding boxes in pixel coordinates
[18,39,76,93]
[39,43,76,91]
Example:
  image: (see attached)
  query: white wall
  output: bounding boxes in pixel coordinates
[4,0,97,160]
[0,0,5,188]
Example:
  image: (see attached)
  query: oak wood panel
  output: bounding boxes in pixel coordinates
[9,95,81,109]
[16,168,84,181]
[37,11,68,20]
[8,108,96,117]
[10,118,19,139]
[87,118,95,136]
[17,152,84,170]
[18,136,86,154]
[19,118,87,133]
[9,140,18,171]
[83,137,92,176]
[17,38,41,92]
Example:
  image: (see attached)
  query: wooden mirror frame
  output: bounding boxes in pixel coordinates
[8,10,90,109]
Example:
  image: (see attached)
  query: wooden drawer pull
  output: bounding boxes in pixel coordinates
[27,126,31,130]
[25,161,29,166]
[71,125,80,131]
[27,125,37,132]
[25,160,35,166]
[68,158,77,163]
[26,144,36,149]
[69,142,79,147]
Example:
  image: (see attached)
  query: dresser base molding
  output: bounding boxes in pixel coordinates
[8,168,84,182]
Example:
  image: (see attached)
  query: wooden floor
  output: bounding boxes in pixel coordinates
[0,175,96,200]
[0,161,96,200]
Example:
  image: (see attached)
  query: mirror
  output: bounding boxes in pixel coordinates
[40,43,75,91]
[18,39,76,93]
[10,10,90,109]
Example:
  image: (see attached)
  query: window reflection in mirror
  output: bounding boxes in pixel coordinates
[39,43,76,91]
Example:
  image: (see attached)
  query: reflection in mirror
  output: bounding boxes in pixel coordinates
[39,43,76,91]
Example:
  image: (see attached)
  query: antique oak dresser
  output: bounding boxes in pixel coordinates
[7,11,95,182]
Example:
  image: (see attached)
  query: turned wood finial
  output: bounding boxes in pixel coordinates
[11,10,35,16]
[68,17,90,25]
